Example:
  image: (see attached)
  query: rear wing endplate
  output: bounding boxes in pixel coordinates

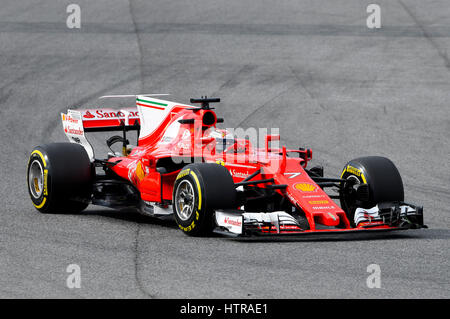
[61,110,95,161]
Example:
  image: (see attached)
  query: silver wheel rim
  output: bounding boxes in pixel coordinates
[347,175,360,185]
[175,180,196,221]
[343,174,362,212]
[29,159,44,199]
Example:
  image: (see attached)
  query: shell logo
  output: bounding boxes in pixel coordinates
[295,183,317,192]
[135,161,145,182]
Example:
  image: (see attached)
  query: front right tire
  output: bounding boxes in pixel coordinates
[339,156,404,227]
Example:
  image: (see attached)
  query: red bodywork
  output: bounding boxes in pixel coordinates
[79,98,400,234]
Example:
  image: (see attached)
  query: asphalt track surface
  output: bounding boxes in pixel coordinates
[0,0,449,298]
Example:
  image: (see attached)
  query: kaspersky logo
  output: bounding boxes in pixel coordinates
[294,183,317,192]
[224,217,242,227]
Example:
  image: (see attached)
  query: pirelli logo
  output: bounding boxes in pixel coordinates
[346,165,362,177]
[341,164,367,183]
[176,169,190,180]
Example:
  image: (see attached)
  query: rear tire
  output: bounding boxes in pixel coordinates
[172,163,236,236]
[27,143,93,214]
[340,156,404,226]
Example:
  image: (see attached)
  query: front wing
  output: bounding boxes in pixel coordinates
[214,202,425,238]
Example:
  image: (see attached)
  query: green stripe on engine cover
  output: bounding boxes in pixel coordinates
[136,98,168,107]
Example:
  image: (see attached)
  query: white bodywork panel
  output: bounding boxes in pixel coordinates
[354,205,380,226]
[215,211,244,235]
[61,110,95,161]
[354,204,416,226]
[135,95,190,141]
[141,201,173,216]
[243,211,299,234]
[215,210,300,235]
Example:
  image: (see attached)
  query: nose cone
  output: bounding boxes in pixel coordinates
[316,212,340,227]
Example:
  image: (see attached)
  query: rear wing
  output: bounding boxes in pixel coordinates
[70,93,172,133]
[78,107,141,133]
[61,94,191,161]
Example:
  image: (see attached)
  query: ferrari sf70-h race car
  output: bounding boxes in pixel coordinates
[27,95,426,237]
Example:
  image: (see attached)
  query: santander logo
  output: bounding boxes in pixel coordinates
[83,111,95,119]
[82,109,140,120]
[65,127,84,135]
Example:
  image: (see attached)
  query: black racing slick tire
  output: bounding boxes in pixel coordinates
[27,143,93,214]
[172,163,237,236]
[339,156,404,226]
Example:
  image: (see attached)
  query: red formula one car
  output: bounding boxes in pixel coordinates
[27,95,425,237]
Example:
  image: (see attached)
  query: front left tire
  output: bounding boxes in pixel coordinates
[172,163,237,236]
